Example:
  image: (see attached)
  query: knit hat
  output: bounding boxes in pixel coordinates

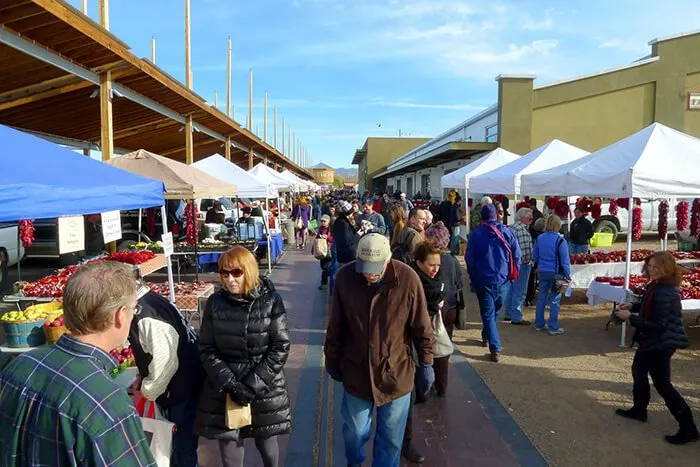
[425,221,450,250]
[356,233,391,275]
[321,214,331,222]
[481,204,497,222]
[338,200,353,215]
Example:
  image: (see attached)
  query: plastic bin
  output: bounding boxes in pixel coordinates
[678,240,695,252]
[3,319,47,348]
[590,232,613,247]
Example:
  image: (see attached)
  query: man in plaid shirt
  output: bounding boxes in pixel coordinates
[0,261,156,466]
[505,207,535,325]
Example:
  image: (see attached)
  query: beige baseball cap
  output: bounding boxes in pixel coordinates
[355,233,391,274]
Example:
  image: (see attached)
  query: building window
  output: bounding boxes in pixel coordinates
[485,124,498,143]
[387,185,394,194]
[421,174,430,195]
[396,179,401,193]
[406,178,413,197]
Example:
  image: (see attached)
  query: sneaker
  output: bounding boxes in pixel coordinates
[534,326,548,332]
[548,328,565,336]
[481,338,489,348]
[401,444,425,463]
[490,352,501,363]
[504,317,512,322]
[615,408,648,423]
[511,320,532,326]
[665,426,700,445]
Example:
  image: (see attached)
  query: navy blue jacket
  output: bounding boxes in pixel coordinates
[466,221,521,287]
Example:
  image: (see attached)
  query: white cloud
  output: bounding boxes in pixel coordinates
[599,39,622,49]
[521,16,554,31]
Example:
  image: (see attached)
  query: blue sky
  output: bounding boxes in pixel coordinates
[71,0,698,168]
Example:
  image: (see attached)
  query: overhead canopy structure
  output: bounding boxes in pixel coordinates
[280,170,315,192]
[249,164,292,191]
[0,124,164,222]
[441,148,520,190]
[193,155,278,199]
[469,140,590,195]
[106,149,237,199]
[520,123,700,198]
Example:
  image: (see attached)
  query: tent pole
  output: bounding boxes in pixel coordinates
[138,208,142,242]
[621,196,634,348]
[160,205,176,303]
[16,227,21,281]
[265,197,272,274]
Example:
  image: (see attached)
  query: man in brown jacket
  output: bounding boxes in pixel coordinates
[325,233,434,467]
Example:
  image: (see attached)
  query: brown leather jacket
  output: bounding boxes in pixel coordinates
[324,260,434,406]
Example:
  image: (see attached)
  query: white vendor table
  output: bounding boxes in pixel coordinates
[572,259,700,289]
[586,281,700,316]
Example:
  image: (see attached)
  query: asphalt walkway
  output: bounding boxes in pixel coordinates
[199,247,547,466]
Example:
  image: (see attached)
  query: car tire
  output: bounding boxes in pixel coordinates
[0,249,9,293]
[594,220,619,243]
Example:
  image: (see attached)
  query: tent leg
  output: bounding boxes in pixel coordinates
[16,227,21,282]
[160,205,176,303]
[138,208,142,242]
[621,196,634,348]
[265,197,272,274]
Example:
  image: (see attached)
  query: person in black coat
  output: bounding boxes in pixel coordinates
[332,200,359,265]
[196,247,291,467]
[615,251,698,445]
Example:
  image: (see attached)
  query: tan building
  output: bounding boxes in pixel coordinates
[375,30,700,200]
[310,163,335,185]
[353,137,430,193]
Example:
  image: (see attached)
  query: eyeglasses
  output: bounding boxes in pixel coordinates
[131,304,142,316]
[219,268,245,278]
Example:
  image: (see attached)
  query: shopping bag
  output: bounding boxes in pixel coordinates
[225,395,253,429]
[135,396,174,467]
[295,218,303,230]
[433,310,454,358]
[309,219,318,231]
[312,237,329,259]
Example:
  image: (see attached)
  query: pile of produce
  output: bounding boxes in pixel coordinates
[129,241,164,253]
[43,313,65,328]
[594,267,700,299]
[105,250,156,265]
[570,249,700,265]
[1,307,61,324]
[109,345,136,377]
[146,281,208,296]
[17,265,79,298]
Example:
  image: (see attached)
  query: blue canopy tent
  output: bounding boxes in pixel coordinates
[0,124,164,221]
[0,124,175,302]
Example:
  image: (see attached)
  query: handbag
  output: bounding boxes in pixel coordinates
[135,396,174,467]
[295,217,303,230]
[312,237,330,259]
[225,395,253,429]
[432,310,454,358]
[484,223,519,281]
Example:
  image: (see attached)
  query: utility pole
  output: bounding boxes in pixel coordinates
[185,0,192,89]
[226,36,232,118]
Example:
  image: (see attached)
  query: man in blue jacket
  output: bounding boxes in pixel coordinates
[466,204,521,362]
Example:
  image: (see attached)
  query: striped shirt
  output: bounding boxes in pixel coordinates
[510,221,534,265]
[0,334,156,466]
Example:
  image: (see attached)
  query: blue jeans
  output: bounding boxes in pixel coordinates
[342,390,411,467]
[536,273,563,331]
[569,242,589,254]
[505,264,532,322]
[162,393,199,467]
[475,283,509,352]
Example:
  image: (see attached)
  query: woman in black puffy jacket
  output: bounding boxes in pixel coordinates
[196,247,291,467]
[615,251,697,445]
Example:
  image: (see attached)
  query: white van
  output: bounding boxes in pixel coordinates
[0,223,26,289]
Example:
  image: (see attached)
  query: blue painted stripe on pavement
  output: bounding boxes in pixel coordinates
[452,351,549,467]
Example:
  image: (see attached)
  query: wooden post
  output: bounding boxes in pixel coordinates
[98,0,109,29]
[263,92,268,142]
[293,133,296,163]
[82,0,88,14]
[288,128,291,161]
[248,148,253,169]
[248,69,253,131]
[281,117,285,154]
[185,0,192,89]
[274,106,278,149]
[232,105,236,121]
[185,115,194,164]
[225,136,231,161]
[214,91,218,109]
[226,36,232,118]
[151,36,156,63]
[100,72,114,161]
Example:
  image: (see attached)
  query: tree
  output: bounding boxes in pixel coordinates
[333,173,345,188]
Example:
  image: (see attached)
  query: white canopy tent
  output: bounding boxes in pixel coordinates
[441,148,520,234]
[278,170,310,193]
[519,123,700,346]
[193,155,279,199]
[469,139,590,196]
[249,163,293,192]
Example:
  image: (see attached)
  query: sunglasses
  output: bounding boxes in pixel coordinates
[219,268,245,278]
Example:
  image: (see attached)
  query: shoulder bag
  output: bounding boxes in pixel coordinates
[484,224,519,281]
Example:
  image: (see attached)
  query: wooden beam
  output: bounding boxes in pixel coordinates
[185,114,193,164]
[248,148,253,169]
[100,71,114,161]
[98,0,109,30]
[160,138,218,157]
[225,136,231,161]
[0,74,81,103]
[0,79,91,111]
[112,117,176,140]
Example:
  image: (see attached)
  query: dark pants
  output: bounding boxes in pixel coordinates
[526,269,538,304]
[402,370,421,450]
[632,349,696,430]
[320,257,332,285]
[219,436,279,467]
[433,307,457,396]
[162,393,200,467]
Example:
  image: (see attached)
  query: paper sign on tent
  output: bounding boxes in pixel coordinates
[101,210,122,243]
[58,216,85,254]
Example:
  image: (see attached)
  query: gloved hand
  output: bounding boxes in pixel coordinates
[227,381,255,406]
[418,363,435,396]
[326,366,342,382]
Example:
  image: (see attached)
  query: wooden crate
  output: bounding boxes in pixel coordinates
[137,254,166,277]
[173,283,215,311]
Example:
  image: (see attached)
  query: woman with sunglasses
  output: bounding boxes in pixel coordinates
[196,247,291,467]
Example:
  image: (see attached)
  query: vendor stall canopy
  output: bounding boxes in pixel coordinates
[469,139,590,196]
[106,149,237,200]
[280,169,314,192]
[193,154,278,199]
[520,123,700,199]
[0,124,164,222]
[249,163,293,191]
[441,148,520,191]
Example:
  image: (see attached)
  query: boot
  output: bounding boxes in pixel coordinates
[615,407,648,423]
[664,425,699,445]
[401,443,425,463]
